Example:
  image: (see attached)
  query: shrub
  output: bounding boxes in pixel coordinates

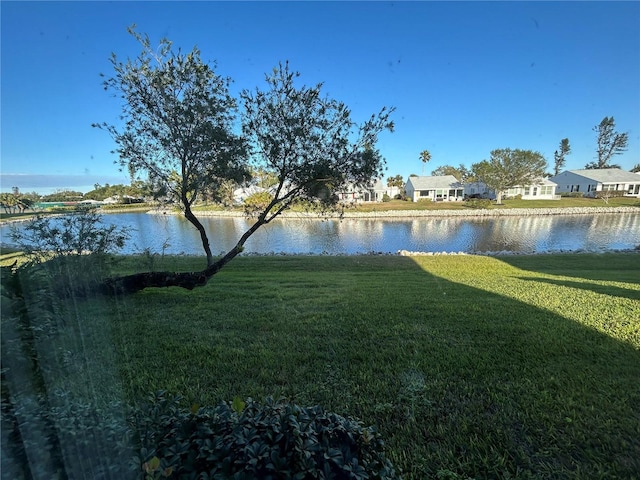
[132,392,400,480]
[594,190,626,199]
[8,208,129,296]
[416,198,431,203]
[559,192,584,198]
[382,194,391,202]
[9,208,129,262]
[0,392,134,480]
[464,198,492,209]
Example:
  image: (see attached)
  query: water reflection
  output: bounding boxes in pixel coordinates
[1,212,638,255]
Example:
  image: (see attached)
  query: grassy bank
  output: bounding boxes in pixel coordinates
[3,253,639,478]
[2,197,638,224]
[193,196,640,213]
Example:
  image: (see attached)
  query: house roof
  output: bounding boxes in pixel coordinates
[407,175,462,189]
[526,177,556,186]
[559,169,640,183]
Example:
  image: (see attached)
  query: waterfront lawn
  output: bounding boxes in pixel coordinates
[348,196,640,212]
[188,196,640,214]
[5,253,640,479]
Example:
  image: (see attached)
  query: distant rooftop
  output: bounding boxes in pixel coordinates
[407,175,462,189]
[558,168,640,182]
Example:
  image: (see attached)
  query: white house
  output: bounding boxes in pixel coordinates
[503,177,558,200]
[550,169,640,197]
[463,181,495,199]
[369,179,401,201]
[464,178,558,201]
[334,179,401,203]
[405,175,464,202]
[232,185,270,205]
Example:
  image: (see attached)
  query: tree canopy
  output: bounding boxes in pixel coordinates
[431,164,473,183]
[553,138,571,175]
[419,150,431,175]
[240,62,393,220]
[386,175,404,188]
[586,116,628,169]
[83,182,149,201]
[96,31,394,293]
[95,27,248,267]
[471,149,547,204]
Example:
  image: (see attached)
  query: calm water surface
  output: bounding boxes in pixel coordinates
[4,212,636,255]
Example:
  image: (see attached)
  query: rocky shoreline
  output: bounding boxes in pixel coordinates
[147,205,639,219]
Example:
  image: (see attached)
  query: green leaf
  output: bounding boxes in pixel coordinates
[143,456,160,473]
[232,396,246,414]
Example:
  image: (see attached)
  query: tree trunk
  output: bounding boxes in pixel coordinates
[101,245,241,294]
[183,203,214,267]
[101,214,268,295]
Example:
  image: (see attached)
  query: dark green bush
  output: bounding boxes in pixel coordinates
[559,192,584,198]
[382,194,391,202]
[463,198,492,209]
[132,392,400,480]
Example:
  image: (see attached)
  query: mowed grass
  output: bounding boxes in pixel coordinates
[6,253,639,478]
[347,196,640,212]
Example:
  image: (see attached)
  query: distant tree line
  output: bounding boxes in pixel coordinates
[384,115,631,205]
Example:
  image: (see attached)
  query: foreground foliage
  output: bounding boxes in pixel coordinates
[133,393,398,479]
[1,253,639,478]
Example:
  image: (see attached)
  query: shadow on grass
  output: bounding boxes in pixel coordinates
[514,276,640,300]
[497,252,640,283]
[2,254,640,479]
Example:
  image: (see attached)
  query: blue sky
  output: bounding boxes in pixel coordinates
[2,1,639,194]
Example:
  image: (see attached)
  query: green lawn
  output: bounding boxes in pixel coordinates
[190,196,640,213]
[347,197,640,212]
[3,253,640,478]
[2,197,638,223]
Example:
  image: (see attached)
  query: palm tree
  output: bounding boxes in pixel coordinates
[419,150,431,175]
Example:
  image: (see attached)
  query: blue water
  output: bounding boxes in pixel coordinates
[3,212,637,255]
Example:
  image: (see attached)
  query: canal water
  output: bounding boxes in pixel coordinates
[3,211,637,255]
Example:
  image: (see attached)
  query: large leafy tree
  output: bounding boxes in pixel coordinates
[239,61,393,221]
[471,149,547,204]
[94,27,248,267]
[0,193,18,214]
[585,116,628,169]
[40,190,84,202]
[553,138,571,175]
[97,36,393,294]
[431,164,473,182]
